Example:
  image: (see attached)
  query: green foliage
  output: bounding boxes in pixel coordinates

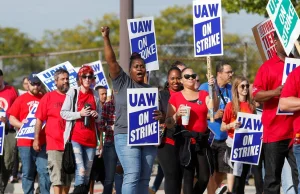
[0,5,263,88]
[222,0,300,17]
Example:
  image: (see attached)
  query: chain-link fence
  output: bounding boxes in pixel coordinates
[0,42,262,89]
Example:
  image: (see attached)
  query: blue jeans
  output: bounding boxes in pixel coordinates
[115,161,124,194]
[114,134,157,194]
[103,142,118,194]
[282,158,296,194]
[19,145,51,194]
[294,145,300,194]
[72,141,95,186]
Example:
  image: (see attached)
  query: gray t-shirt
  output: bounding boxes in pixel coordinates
[112,69,151,135]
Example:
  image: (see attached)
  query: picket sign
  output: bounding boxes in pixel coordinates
[0,111,6,155]
[127,88,159,146]
[83,60,110,89]
[230,112,263,165]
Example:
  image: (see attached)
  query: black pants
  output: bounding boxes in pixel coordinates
[264,139,299,194]
[182,146,213,194]
[232,164,251,194]
[12,142,19,178]
[252,145,264,194]
[157,143,182,194]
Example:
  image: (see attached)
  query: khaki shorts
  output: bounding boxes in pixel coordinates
[47,150,73,186]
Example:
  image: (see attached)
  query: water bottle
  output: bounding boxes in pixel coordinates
[294,133,300,145]
[84,103,91,127]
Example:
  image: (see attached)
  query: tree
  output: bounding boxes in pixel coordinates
[0,27,45,87]
[222,0,300,16]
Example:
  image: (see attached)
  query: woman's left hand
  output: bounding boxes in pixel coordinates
[206,74,215,86]
[153,110,163,120]
[90,110,99,118]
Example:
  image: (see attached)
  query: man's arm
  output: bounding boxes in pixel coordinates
[279,97,300,112]
[254,85,283,103]
[9,115,23,129]
[33,118,43,152]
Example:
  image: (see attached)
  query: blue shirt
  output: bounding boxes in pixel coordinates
[198,82,232,140]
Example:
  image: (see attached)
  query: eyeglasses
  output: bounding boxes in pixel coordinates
[183,74,197,80]
[223,71,234,75]
[30,82,41,86]
[82,75,94,80]
[240,84,250,89]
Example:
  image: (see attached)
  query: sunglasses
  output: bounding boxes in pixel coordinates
[183,74,197,80]
[240,84,250,89]
[30,82,41,86]
[82,75,94,80]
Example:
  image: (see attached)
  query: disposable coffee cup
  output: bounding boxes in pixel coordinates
[181,106,191,125]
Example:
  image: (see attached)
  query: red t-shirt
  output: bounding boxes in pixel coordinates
[222,101,253,139]
[169,91,208,133]
[281,66,300,136]
[0,85,18,118]
[71,90,97,148]
[8,92,46,147]
[35,91,66,151]
[252,55,293,143]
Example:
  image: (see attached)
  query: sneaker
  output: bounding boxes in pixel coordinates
[215,184,228,194]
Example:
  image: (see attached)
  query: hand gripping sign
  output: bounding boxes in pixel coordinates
[84,60,110,89]
[193,0,223,57]
[37,61,78,91]
[0,111,6,155]
[127,88,159,146]
[16,104,44,139]
[230,112,263,165]
[277,58,300,115]
[127,17,159,71]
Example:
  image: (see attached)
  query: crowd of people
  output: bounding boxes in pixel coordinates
[0,25,299,194]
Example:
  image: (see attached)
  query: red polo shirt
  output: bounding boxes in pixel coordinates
[281,66,300,136]
[252,55,293,143]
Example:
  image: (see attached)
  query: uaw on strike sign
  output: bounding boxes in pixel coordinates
[127,88,159,146]
[193,0,223,57]
[267,0,300,55]
[37,61,78,91]
[0,111,6,155]
[84,60,110,89]
[127,17,159,71]
[230,112,263,165]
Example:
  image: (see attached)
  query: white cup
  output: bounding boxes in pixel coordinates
[181,106,191,125]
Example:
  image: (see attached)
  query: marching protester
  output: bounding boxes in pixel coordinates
[8,73,50,194]
[33,69,72,194]
[98,87,123,194]
[156,66,183,194]
[279,58,300,194]
[60,66,101,194]
[252,32,298,194]
[165,67,218,194]
[88,85,106,194]
[199,62,234,194]
[0,70,18,193]
[101,26,162,194]
[221,75,256,194]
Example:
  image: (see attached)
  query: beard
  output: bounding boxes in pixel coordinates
[29,88,40,95]
[57,83,69,94]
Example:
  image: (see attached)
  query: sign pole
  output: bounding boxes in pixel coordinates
[295,41,300,55]
[207,56,214,122]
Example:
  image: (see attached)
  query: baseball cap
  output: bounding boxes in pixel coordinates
[28,73,41,83]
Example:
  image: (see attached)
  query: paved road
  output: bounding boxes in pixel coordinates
[4,176,272,194]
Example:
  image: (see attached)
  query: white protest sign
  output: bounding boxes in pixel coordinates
[252,19,277,61]
[193,0,223,57]
[127,88,159,146]
[84,61,110,89]
[230,112,263,165]
[0,111,6,155]
[277,57,300,115]
[267,0,300,55]
[37,61,78,91]
[16,104,44,139]
[127,17,159,71]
